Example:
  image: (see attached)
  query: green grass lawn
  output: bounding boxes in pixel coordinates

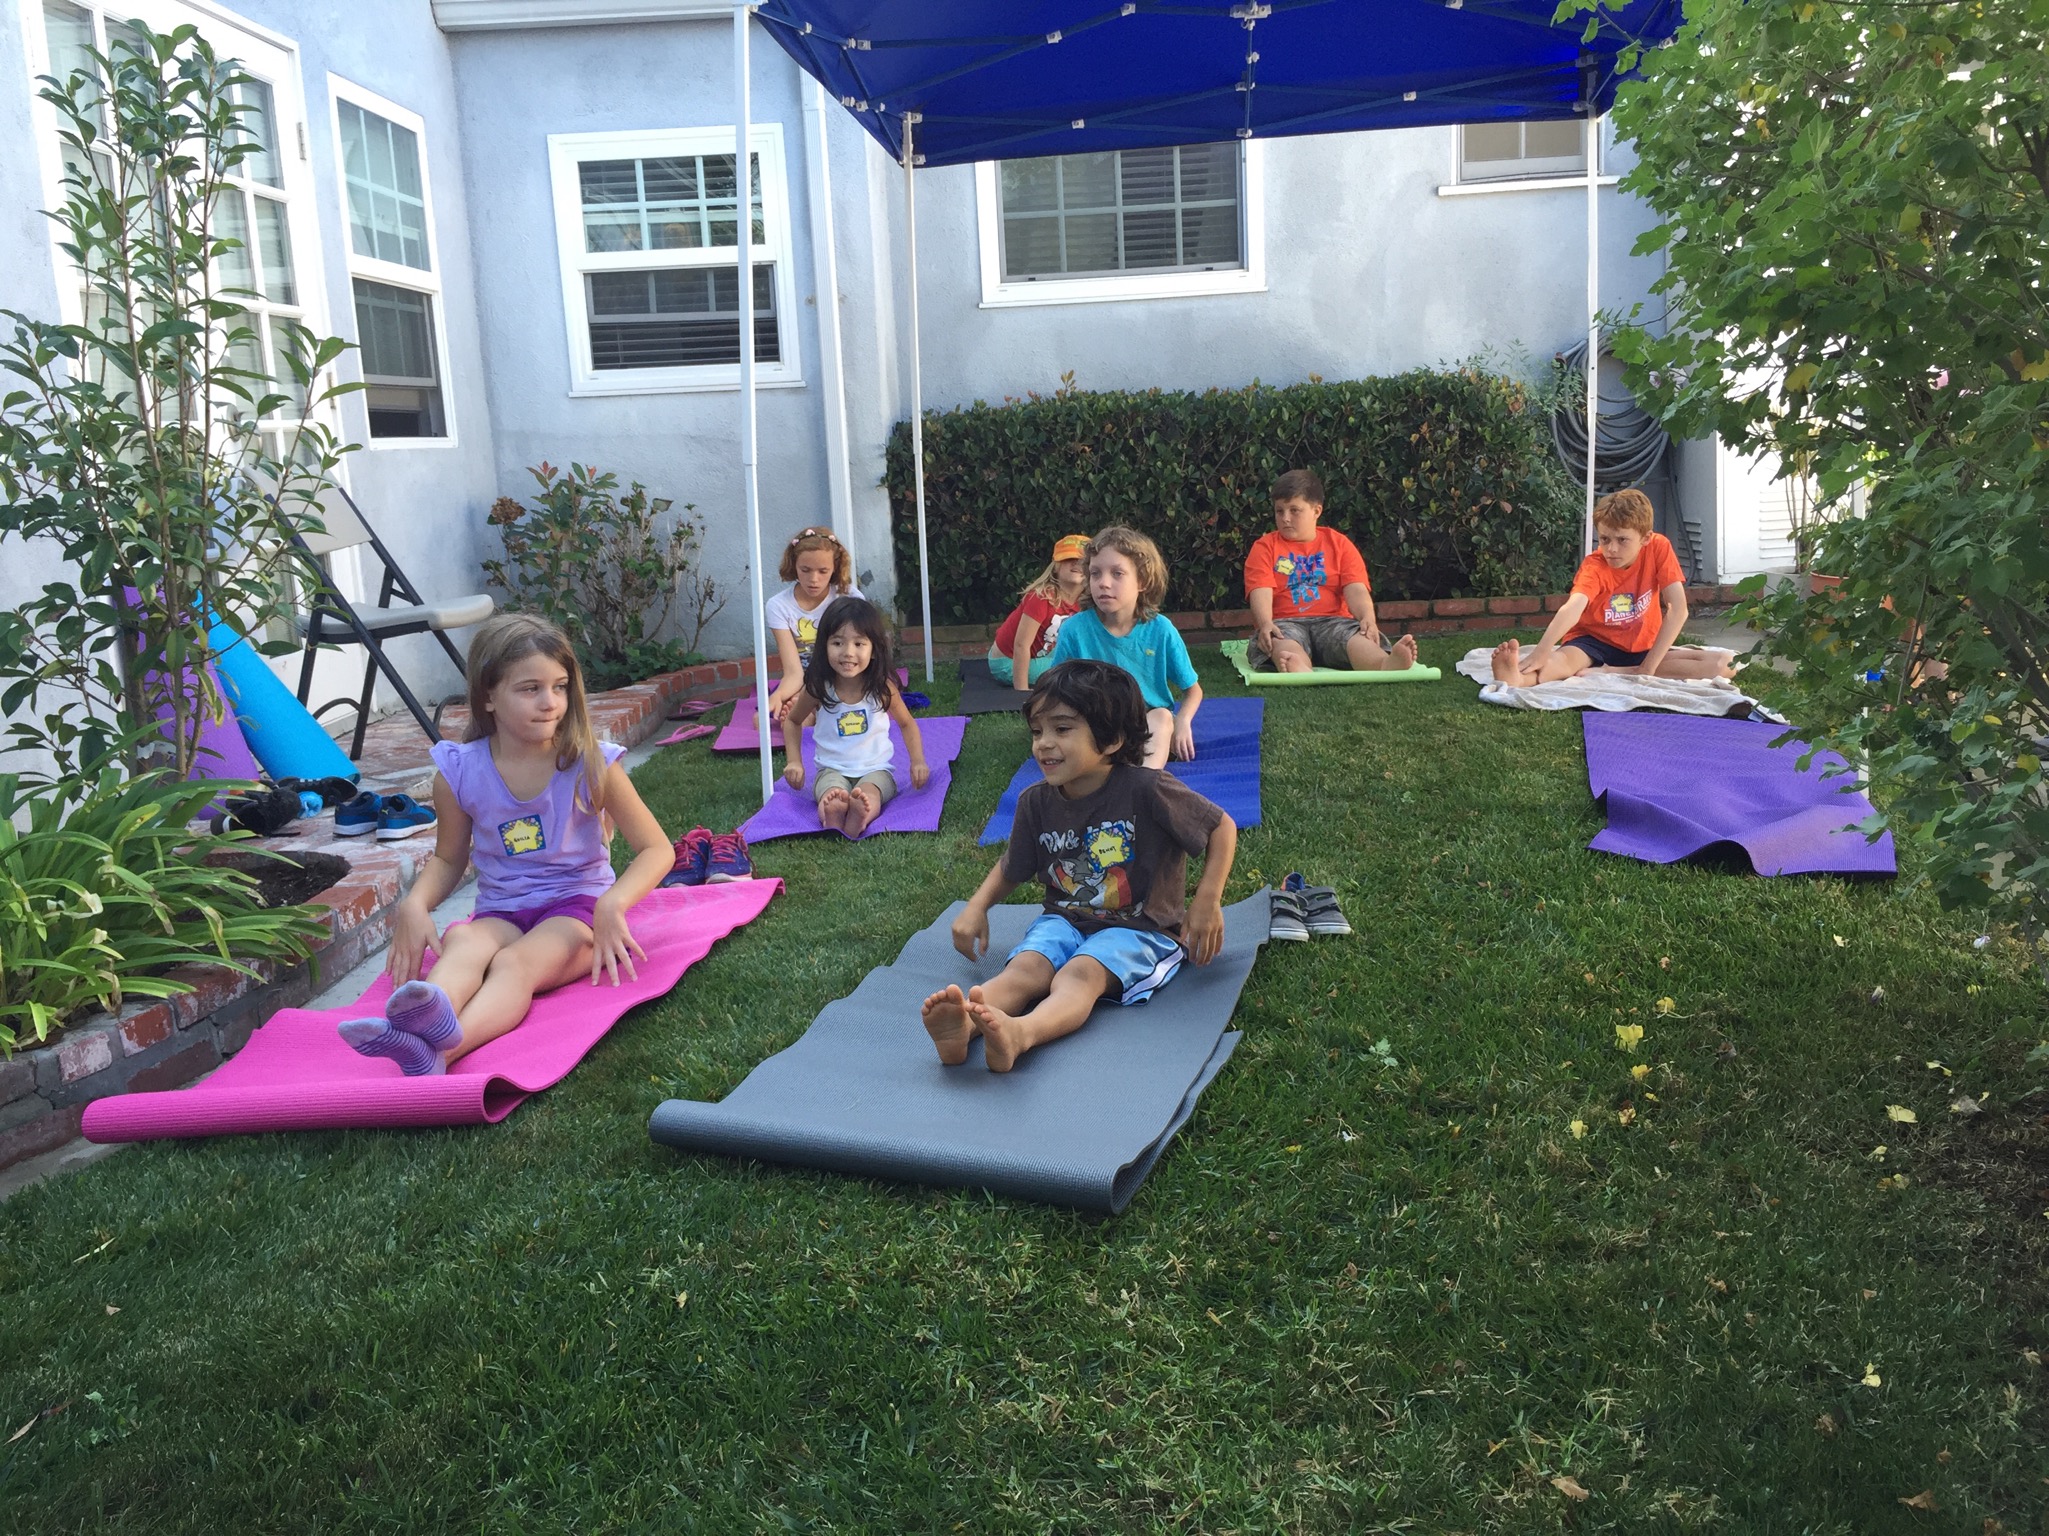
[3,635,2046,1532]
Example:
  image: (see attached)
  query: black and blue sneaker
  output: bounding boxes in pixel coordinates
[1284,871,1353,938]
[335,792,382,837]
[375,793,437,841]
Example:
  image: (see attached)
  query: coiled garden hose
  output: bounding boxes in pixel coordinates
[1550,338,1672,491]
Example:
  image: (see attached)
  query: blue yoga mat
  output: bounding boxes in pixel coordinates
[648,891,1268,1213]
[210,618,358,783]
[977,695,1264,845]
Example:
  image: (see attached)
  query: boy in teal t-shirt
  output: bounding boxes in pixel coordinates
[1050,525,1201,767]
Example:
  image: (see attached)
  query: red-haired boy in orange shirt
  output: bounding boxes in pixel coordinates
[1490,489,1735,686]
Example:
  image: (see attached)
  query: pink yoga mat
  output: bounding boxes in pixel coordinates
[739,716,968,843]
[80,880,781,1142]
[715,669,911,752]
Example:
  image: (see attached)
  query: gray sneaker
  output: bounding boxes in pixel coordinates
[1268,888,1310,942]
[1301,885,1353,937]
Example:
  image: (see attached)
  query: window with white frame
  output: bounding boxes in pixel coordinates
[973,142,1264,308]
[332,82,447,440]
[998,144,1243,279]
[547,125,799,395]
[34,0,319,461]
[1458,119,1589,182]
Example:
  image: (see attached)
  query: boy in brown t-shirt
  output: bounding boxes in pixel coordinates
[921,660,1238,1073]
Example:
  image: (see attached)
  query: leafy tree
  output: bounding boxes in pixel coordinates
[0,24,351,780]
[1608,0,2049,959]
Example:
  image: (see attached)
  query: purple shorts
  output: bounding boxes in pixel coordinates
[471,892,601,935]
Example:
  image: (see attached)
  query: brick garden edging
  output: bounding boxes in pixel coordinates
[0,664,735,1176]
[0,582,1744,1174]
[897,584,1747,653]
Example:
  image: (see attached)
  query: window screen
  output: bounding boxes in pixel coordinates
[585,263,778,371]
[998,143,1242,280]
[353,278,444,437]
[1459,120,1588,180]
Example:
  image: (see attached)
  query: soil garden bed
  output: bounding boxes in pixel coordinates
[201,848,353,910]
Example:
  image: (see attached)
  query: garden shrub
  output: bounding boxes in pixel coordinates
[1610,0,2049,956]
[884,369,1580,625]
[485,460,726,692]
[0,758,326,1052]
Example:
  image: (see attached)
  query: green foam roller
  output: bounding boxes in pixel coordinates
[1221,639,1442,687]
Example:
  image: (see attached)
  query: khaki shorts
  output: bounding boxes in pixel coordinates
[1250,615,1366,670]
[813,767,898,806]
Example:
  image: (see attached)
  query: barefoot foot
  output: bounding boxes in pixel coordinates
[1489,638,1526,685]
[921,984,976,1065]
[968,989,1029,1073]
[1390,633,1419,669]
[818,786,851,833]
[843,787,880,838]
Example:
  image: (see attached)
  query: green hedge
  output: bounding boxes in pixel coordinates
[884,370,1581,624]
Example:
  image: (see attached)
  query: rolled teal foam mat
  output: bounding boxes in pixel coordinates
[1221,638,1441,687]
[648,892,1269,1213]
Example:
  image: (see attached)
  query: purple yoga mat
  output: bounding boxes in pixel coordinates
[144,658,263,817]
[715,669,911,752]
[739,715,969,842]
[1584,713,1896,876]
[80,881,781,1142]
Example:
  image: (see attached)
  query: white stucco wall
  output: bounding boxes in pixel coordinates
[0,0,1729,756]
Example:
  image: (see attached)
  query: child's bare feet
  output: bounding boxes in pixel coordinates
[843,786,881,838]
[1490,638,1527,685]
[818,786,850,833]
[1389,633,1419,669]
[921,984,976,1065]
[967,987,1028,1072]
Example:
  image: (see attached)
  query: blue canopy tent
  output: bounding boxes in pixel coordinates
[722,0,1683,798]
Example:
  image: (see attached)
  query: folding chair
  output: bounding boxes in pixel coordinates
[288,482,495,758]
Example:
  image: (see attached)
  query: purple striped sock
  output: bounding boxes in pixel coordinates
[386,980,463,1051]
[338,1018,446,1076]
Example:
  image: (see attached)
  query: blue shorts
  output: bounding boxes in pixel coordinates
[1009,914,1185,1005]
[1564,633,1651,669]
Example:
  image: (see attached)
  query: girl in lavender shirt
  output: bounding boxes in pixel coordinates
[338,614,675,1075]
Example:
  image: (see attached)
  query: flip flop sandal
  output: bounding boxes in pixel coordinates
[666,698,716,719]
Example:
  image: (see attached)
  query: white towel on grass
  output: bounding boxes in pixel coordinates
[1454,646,1772,718]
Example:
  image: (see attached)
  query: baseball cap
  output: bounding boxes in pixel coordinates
[1052,533,1090,562]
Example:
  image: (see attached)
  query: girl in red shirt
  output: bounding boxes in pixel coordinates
[989,533,1089,691]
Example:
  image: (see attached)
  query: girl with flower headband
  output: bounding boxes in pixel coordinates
[766,525,861,720]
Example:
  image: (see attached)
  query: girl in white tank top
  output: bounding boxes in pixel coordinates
[781,597,930,839]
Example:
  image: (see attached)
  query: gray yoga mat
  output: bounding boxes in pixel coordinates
[649,891,1270,1213]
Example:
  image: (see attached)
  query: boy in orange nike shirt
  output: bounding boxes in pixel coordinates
[1243,468,1418,672]
[1490,489,1734,685]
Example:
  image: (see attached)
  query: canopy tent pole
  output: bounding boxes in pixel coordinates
[902,113,934,684]
[1584,106,1601,558]
[802,75,857,561]
[737,3,772,805]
